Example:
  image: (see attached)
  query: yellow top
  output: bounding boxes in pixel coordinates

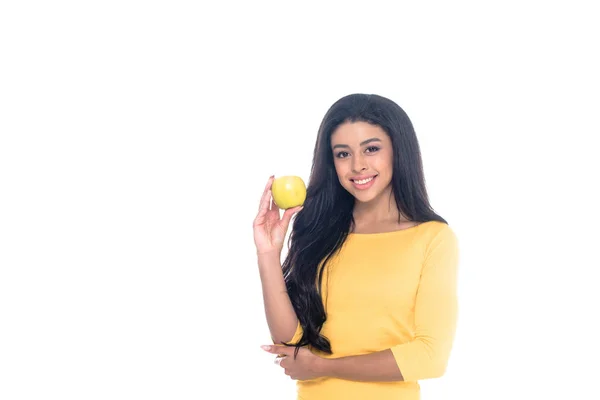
[288,220,459,400]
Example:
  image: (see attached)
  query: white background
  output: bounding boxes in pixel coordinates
[1,1,599,399]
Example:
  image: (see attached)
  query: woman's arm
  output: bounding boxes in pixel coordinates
[319,349,403,381]
[258,251,300,344]
[253,176,304,345]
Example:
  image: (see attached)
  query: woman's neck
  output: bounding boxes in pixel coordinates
[351,188,406,226]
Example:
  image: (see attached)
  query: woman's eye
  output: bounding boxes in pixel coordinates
[336,151,349,158]
[366,146,380,153]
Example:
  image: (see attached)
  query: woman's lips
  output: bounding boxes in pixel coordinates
[351,175,377,190]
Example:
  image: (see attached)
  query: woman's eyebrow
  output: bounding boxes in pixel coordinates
[332,137,382,150]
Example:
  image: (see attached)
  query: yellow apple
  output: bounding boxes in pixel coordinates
[271,175,306,209]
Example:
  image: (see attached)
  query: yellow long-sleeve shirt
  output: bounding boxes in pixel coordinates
[288,220,459,400]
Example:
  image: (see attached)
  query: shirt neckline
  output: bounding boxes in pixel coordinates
[348,220,435,237]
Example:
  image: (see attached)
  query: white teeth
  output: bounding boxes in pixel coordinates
[354,177,374,184]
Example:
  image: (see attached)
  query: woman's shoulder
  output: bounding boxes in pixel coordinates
[417,220,457,239]
[419,220,453,234]
[417,220,459,255]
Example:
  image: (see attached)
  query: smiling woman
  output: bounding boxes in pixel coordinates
[331,122,394,206]
[253,93,459,400]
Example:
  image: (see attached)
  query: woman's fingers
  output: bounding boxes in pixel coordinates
[270,197,279,213]
[261,189,272,213]
[281,206,303,228]
[274,355,286,366]
[258,176,275,214]
[263,175,274,194]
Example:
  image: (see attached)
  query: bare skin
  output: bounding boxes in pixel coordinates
[253,175,303,344]
[262,344,404,382]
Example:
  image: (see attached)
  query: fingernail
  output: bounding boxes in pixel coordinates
[261,345,271,351]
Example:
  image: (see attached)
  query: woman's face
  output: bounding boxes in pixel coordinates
[330,121,394,204]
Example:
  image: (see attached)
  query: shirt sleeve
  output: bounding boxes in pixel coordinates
[390,224,460,382]
[289,321,304,344]
[271,321,304,345]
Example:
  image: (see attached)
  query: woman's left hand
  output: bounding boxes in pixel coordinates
[261,344,325,381]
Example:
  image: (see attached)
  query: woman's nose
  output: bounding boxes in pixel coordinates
[352,155,367,172]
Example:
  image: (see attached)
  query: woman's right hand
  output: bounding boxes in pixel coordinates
[253,176,303,256]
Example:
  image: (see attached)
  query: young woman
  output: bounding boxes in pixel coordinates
[253,93,459,399]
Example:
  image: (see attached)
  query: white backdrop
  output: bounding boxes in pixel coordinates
[1,1,599,399]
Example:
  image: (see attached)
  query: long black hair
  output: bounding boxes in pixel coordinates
[281,93,447,354]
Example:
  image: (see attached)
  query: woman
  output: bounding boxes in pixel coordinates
[253,93,459,399]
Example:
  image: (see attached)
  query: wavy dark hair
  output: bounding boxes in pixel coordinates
[281,93,447,355]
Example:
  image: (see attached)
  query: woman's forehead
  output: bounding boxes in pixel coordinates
[330,121,388,144]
